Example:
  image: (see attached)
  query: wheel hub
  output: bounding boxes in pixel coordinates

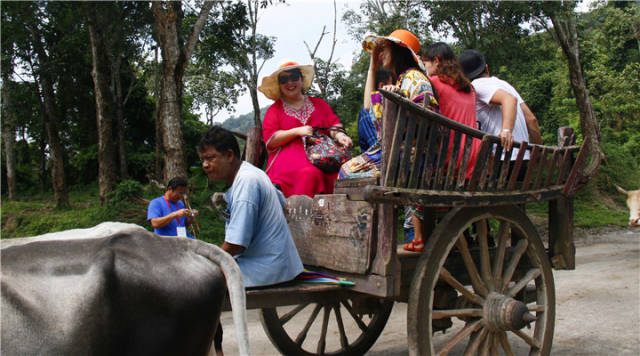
[484,292,536,331]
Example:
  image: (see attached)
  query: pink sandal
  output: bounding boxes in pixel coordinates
[403,239,424,252]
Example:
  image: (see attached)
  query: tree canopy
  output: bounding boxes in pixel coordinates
[2,0,638,212]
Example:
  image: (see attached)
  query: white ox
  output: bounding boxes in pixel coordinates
[616,185,640,227]
[1,222,251,356]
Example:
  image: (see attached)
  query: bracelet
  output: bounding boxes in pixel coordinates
[502,129,512,133]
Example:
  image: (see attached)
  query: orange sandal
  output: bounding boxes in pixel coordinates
[403,239,424,252]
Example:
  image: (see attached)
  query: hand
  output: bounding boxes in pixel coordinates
[175,209,192,218]
[336,133,353,149]
[189,209,199,218]
[499,130,514,151]
[296,126,313,137]
[381,84,400,93]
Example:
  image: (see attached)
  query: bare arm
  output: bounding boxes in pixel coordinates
[221,241,245,256]
[266,126,313,150]
[150,208,191,229]
[520,102,542,144]
[363,57,376,110]
[490,89,518,151]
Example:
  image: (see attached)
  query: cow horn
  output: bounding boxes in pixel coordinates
[615,184,628,195]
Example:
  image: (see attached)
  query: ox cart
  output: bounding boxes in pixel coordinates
[225,89,590,355]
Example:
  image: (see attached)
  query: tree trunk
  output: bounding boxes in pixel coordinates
[152,1,214,182]
[88,17,117,205]
[249,81,262,131]
[153,46,164,181]
[548,10,603,182]
[1,73,17,201]
[113,55,129,180]
[30,26,69,208]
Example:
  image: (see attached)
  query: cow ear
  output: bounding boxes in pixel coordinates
[615,185,628,195]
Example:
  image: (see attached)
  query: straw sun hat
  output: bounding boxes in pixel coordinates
[258,61,314,101]
[362,29,425,72]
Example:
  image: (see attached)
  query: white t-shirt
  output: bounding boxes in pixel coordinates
[472,76,530,160]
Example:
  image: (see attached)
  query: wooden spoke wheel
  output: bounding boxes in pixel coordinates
[259,293,393,356]
[408,206,555,355]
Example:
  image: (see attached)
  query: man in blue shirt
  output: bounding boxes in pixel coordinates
[198,126,303,355]
[147,177,198,238]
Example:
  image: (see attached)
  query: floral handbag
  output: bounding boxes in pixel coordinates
[304,126,352,173]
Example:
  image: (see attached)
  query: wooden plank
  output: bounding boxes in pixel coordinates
[506,141,528,190]
[556,147,574,185]
[548,197,576,270]
[544,148,561,187]
[520,145,541,191]
[445,131,462,190]
[398,112,418,188]
[384,105,407,187]
[563,136,591,196]
[380,99,397,185]
[468,136,493,192]
[408,117,430,189]
[286,194,374,274]
[362,184,566,207]
[533,147,550,189]
[456,134,474,190]
[478,148,495,191]
[433,126,451,190]
[420,122,440,189]
[496,147,513,191]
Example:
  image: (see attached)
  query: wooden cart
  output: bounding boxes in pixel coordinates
[225,89,590,356]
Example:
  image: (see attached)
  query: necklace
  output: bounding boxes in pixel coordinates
[282,96,315,125]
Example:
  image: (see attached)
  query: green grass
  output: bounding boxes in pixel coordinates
[1,175,631,243]
[1,180,227,245]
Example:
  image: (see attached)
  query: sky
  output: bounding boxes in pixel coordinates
[217,0,363,121]
[218,0,596,121]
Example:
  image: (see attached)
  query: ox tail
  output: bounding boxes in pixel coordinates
[190,240,251,356]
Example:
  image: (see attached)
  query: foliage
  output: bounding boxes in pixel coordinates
[105,180,145,207]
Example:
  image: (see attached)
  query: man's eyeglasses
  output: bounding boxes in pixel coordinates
[278,72,301,84]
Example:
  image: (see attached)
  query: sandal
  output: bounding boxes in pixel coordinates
[403,239,424,252]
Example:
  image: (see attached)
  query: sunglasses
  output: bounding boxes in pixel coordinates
[278,72,302,84]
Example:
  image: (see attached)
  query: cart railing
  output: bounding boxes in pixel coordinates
[361,89,591,207]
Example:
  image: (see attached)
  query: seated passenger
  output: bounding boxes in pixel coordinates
[404,43,485,252]
[358,68,394,153]
[198,125,305,355]
[340,29,439,180]
[421,42,481,180]
[259,61,353,197]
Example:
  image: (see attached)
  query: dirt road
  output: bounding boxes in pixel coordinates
[219,228,640,355]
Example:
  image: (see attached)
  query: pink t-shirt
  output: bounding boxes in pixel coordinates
[430,75,481,179]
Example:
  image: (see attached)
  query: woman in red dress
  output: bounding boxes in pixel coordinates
[259,61,353,197]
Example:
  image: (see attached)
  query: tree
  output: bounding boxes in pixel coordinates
[536,1,604,181]
[1,27,17,201]
[207,0,276,129]
[86,3,118,204]
[151,1,214,182]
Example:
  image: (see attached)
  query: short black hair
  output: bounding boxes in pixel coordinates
[167,177,188,190]
[375,68,393,88]
[197,125,240,158]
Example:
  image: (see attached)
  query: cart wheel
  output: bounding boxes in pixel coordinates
[259,293,393,356]
[408,206,555,355]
